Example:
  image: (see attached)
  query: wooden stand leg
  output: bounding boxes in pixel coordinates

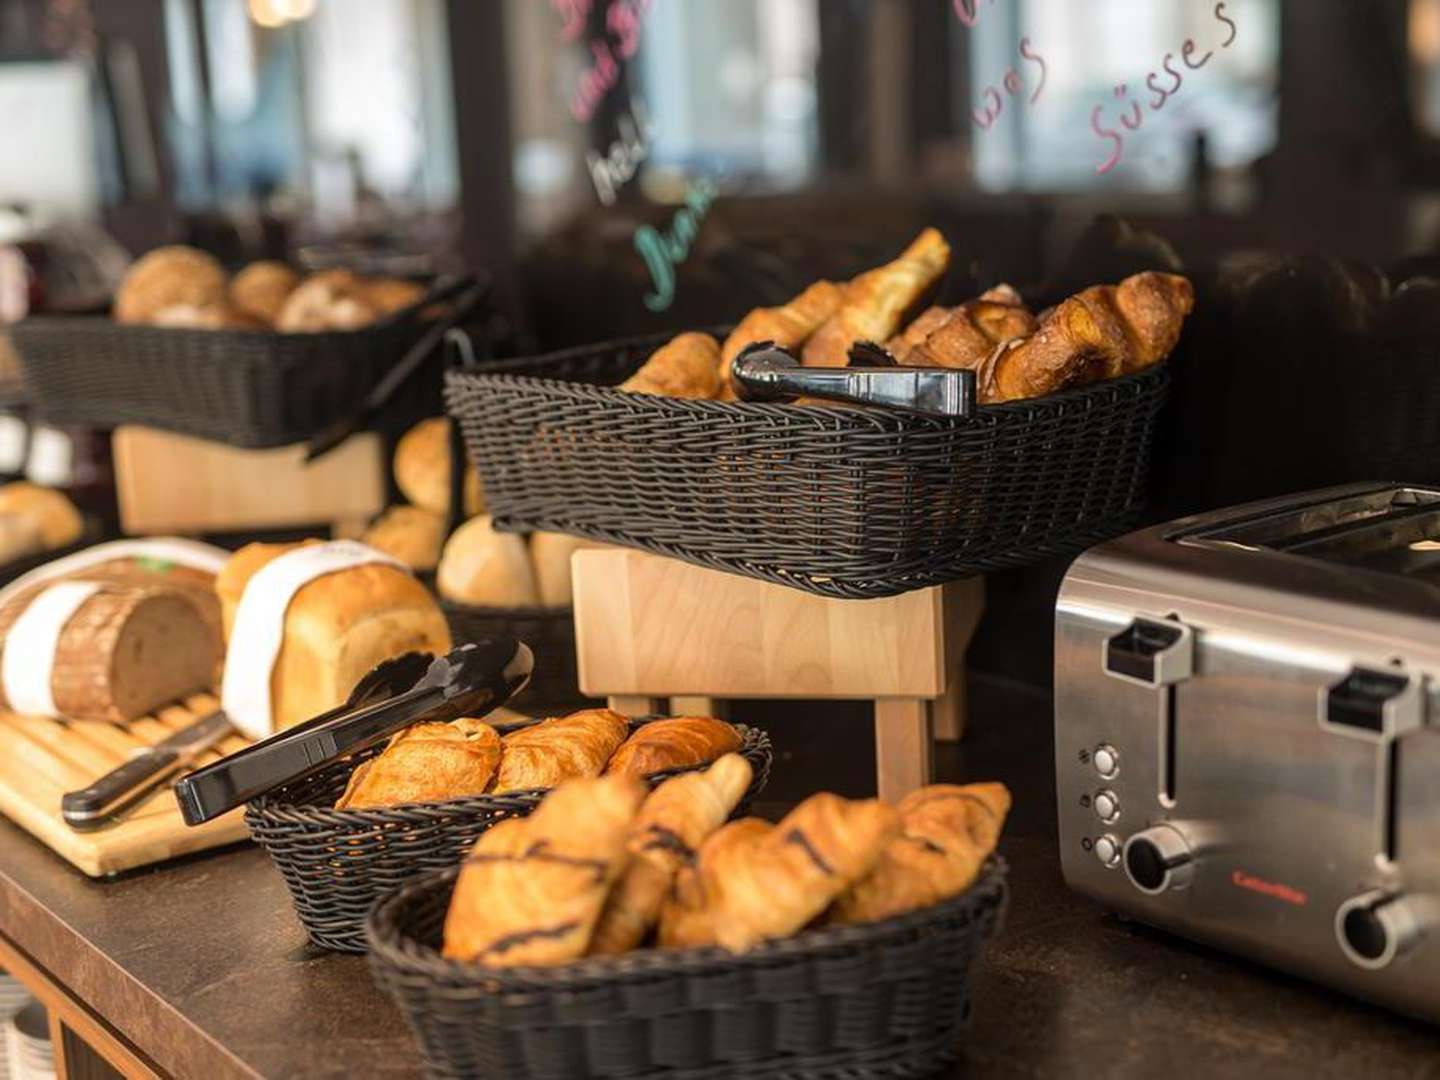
[670,696,727,719]
[608,695,667,718]
[931,668,966,742]
[873,698,932,802]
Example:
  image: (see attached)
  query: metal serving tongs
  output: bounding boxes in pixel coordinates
[729,341,977,418]
[172,639,533,826]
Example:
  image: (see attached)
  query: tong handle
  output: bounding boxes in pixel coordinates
[729,344,976,417]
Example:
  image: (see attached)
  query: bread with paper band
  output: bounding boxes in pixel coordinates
[216,540,451,733]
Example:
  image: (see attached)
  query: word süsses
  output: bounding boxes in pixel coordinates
[1090,2,1238,174]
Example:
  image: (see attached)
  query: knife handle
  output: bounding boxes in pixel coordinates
[62,748,183,829]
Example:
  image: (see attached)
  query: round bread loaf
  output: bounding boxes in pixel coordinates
[365,278,427,318]
[230,261,301,325]
[275,269,377,332]
[361,505,446,572]
[114,245,228,325]
[437,515,538,607]
[394,417,484,517]
[529,531,593,607]
[0,483,83,549]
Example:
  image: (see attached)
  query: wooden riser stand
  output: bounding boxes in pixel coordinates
[571,549,984,803]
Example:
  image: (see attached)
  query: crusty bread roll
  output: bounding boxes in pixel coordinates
[215,540,452,731]
[0,514,43,564]
[149,303,265,330]
[529,531,592,607]
[114,245,228,325]
[619,332,723,398]
[394,418,484,517]
[436,515,538,607]
[361,506,445,572]
[604,717,743,777]
[365,278,427,318]
[275,270,377,333]
[0,483,83,550]
[229,261,301,326]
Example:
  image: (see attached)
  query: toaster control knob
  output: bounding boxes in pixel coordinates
[1336,891,1425,970]
[1123,825,1194,895]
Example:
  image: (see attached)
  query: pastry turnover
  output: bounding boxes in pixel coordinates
[620,332,724,398]
[659,792,899,952]
[977,271,1193,404]
[492,708,631,792]
[830,782,1011,925]
[442,774,647,965]
[334,718,501,809]
[589,752,753,955]
[604,717,742,777]
[719,280,845,394]
[801,229,951,367]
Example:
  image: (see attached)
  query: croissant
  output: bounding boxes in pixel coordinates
[885,285,1030,365]
[802,229,951,367]
[719,280,844,396]
[589,752,753,955]
[442,774,646,965]
[978,271,1193,403]
[335,718,501,809]
[619,332,723,398]
[830,782,1011,925]
[604,717,743,777]
[492,708,630,793]
[659,792,899,952]
[910,297,1037,370]
[884,305,954,362]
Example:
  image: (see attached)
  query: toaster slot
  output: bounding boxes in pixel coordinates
[1163,684,1178,807]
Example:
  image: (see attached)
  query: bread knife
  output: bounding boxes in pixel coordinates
[61,709,234,830]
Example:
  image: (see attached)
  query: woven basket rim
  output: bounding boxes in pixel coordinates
[448,345,1169,427]
[247,719,771,823]
[366,855,1009,991]
[11,312,424,343]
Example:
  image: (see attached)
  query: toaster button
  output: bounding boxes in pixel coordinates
[1093,744,1120,779]
[1093,790,1120,823]
[1094,834,1122,868]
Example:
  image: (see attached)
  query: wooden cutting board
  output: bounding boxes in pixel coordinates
[0,692,251,877]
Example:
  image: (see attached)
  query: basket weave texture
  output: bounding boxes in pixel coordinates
[439,601,592,716]
[367,858,1008,1080]
[245,718,772,953]
[10,316,446,447]
[446,331,1170,598]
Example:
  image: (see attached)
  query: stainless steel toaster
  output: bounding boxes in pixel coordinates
[1056,483,1440,1024]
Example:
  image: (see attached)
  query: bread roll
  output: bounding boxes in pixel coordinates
[275,270,377,332]
[529,531,591,607]
[150,303,265,330]
[361,506,445,572]
[335,718,502,809]
[719,280,845,395]
[0,483,83,550]
[443,774,646,965]
[619,332,723,398]
[830,782,1010,925]
[0,514,43,565]
[114,245,228,325]
[393,418,484,517]
[604,717,743,777]
[215,540,451,732]
[436,515,538,607]
[365,278,427,318]
[229,261,300,325]
[660,793,899,952]
[589,753,753,955]
[492,707,630,792]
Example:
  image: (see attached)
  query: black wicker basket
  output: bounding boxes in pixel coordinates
[10,287,481,447]
[439,601,593,717]
[245,718,772,953]
[367,858,1008,1080]
[446,331,1170,599]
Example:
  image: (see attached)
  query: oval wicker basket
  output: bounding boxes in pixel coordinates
[445,331,1171,599]
[245,718,773,953]
[367,858,1009,1080]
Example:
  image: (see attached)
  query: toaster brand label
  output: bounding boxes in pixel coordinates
[1232,870,1308,907]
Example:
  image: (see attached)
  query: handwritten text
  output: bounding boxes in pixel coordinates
[972,38,1048,130]
[556,0,654,123]
[586,98,654,205]
[634,177,717,313]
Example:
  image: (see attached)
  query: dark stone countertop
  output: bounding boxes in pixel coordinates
[1,678,1438,1078]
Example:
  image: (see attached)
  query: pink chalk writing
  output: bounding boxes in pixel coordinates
[972,37,1048,130]
[1091,2,1238,174]
[952,0,1000,29]
[560,0,654,123]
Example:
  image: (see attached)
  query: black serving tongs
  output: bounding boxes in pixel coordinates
[729,341,977,418]
[173,639,533,826]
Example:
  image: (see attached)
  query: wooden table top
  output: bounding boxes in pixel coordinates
[0,680,1435,1078]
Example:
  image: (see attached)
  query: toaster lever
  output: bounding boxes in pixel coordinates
[1321,667,1423,736]
[1104,617,1194,687]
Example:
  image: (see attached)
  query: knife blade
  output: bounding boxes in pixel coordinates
[61,709,235,830]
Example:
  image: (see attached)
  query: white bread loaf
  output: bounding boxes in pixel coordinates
[437,516,538,607]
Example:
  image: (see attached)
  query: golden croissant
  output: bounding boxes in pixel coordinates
[492,707,630,793]
[334,718,500,809]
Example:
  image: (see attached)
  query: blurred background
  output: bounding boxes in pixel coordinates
[4,0,1439,685]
